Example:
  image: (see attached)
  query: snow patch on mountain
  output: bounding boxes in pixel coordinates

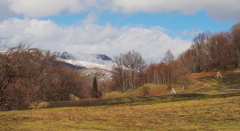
[62,59,113,70]
[53,51,114,65]
[53,51,115,71]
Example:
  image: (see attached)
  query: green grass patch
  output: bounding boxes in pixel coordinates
[103,84,168,99]
[180,125,201,130]
[28,101,50,109]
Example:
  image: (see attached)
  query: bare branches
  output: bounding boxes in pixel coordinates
[0,44,86,110]
[113,50,146,91]
[180,23,240,72]
[162,49,175,64]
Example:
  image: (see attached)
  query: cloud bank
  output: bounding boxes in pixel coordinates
[2,0,240,22]
[0,18,190,61]
[109,0,240,22]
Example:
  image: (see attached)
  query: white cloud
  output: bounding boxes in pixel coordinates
[0,0,238,22]
[109,0,208,14]
[0,18,191,62]
[8,0,99,17]
[0,0,15,21]
[108,0,240,22]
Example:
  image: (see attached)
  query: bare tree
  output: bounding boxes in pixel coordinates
[191,31,211,72]
[230,22,240,67]
[113,50,146,91]
[162,49,175,64]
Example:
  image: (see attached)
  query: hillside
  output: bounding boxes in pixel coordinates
[47,69,240,108]
[190,69,240,93]
[0,70,239,130]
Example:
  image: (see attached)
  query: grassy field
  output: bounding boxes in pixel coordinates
[0,70,240,130]
[0,96,239,130]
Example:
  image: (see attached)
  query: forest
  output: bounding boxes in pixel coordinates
[0,22,240,111]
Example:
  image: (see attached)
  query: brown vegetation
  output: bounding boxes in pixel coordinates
[179,23,240,72]
[107,22,240,95]
[0,44,90,110]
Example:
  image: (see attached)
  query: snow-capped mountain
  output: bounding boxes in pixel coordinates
[53,51,113,65]
[53,51,114,70]
[62,59,113,70]
[53,51,76,60]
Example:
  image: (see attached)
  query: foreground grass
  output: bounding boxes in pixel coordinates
[1,96,239,130]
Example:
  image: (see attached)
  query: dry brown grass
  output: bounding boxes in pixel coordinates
[0,96,239,130]
[191,72,216,79]
[188,72,216,91]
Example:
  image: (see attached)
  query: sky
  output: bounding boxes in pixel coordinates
[0,0,239,62]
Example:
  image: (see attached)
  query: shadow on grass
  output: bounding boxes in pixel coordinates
[48,71,240,108]
[48,92,240,108]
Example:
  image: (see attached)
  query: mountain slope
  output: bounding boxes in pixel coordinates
[62,59,113,70]
[53,51,115,73]
[53,51,113,65]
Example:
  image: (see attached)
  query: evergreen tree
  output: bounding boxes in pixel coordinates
[91,77,100,98]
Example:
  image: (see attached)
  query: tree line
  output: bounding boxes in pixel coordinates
[112,49,191,92]
[179,23,240,72]
[112,22,240,91]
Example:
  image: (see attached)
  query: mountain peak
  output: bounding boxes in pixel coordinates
[53,51,75,60]
[96,54,112,61]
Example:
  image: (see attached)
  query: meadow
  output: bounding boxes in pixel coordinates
[0,96,239,130]
[0,70,240,130]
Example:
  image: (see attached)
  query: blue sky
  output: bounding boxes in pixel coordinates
[45,11,233,38]
[0,0,239,61]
